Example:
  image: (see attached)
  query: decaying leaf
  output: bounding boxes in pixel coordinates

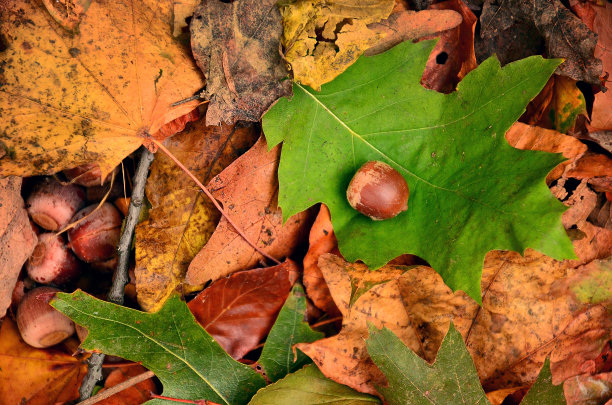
[135,117,258,312]
[548,76,587,134]
[0,176,37,317]
[477,0,602,85]
[41,0,91,30]
[190,0,292,126]
[564,371,612,405]
[0,319,88,405]
[574,2,612,131]
[185,136,311,286]
[0,0,204,178]
[280,0,395,90]
[187,260,298,360]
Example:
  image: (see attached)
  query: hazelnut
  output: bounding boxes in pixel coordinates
[346,161,409,220]
[16,287,75,348]
[27,233,81,284]
[26,178,86,231]
[68,203,122,263]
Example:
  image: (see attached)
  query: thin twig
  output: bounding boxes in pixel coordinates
[77,370,155,405]
[79,148,155,400]
[150,138,281,265]
[109,147,154,304]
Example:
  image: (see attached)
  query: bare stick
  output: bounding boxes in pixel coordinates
[79,148,155,400]
[150,138,281,265]
[77,370,155,405]
[109,147,154,304]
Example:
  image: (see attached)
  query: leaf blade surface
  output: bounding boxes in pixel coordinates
[263,40,575,301]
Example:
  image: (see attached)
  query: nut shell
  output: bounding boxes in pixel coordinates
[346,161,409,220]
[16,287,75,348]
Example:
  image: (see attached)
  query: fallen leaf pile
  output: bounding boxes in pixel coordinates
[1,0,611,404]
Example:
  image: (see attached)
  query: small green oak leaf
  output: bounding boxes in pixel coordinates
[258,284,324,382]
[263,40,575,302]
[51,290,265,405]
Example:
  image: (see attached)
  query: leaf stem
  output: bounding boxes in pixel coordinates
[79,147,155,400]
[149,138,281,266]
[149,394,209,404]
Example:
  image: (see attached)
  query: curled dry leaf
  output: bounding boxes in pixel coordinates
[190,0,292,126]
[0,0,204,178]
[0,319,88,404]
[185,136,312,286]
[135,117,258,312]
[0,177,37,318]
[302,204,341,317]
[187,260,299,360]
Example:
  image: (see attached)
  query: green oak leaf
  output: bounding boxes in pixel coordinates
[366,322,489,404]
[51,290,265,405]
[263,40,575,302]
[249,365,380,405]
[258,284,324,382]
[521,358,566,404]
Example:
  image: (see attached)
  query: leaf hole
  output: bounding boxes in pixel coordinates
[436,52,448,65]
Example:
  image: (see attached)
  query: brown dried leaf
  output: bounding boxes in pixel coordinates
[187,260,299,359]
[0,177,37,318]
[185,136,312,286]
[190,0,291,126]
[302,204,341,316]
[135,117,258,312]
[574,2,612,131]
[420,0,478,93]
[477,0,602,85]
[0,319,88,405]
[297,254,465,396]
[0,0,204,178]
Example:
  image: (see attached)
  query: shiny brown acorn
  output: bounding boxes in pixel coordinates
[346,161,409,220]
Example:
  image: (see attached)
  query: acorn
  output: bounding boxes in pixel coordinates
[16,286,75,348]
[68,203,122,263]
[346,161,409,220]
[26,178,86,231]
[63,163,116,187]
[27,233,81,284]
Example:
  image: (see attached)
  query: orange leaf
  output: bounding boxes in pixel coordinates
[134,117,258,312]
[185,136,312,285]
[97,365,157,405]
[0,0,204,178]
[0,318,88,405]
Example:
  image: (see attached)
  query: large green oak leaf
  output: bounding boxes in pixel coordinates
[52,290,265,405]
[263,40,575,302]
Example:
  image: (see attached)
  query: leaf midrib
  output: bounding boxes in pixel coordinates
[57,298,231,405]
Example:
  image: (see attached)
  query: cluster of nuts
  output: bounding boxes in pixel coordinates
[14,164,124,348]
